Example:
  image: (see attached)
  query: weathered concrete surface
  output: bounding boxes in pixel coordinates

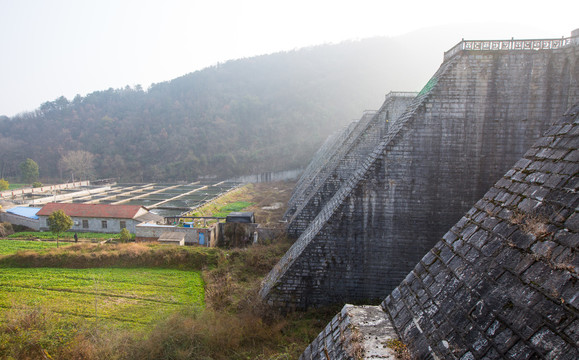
[261,39,579,310]
[300,305,401,360]
[381,103,579,359]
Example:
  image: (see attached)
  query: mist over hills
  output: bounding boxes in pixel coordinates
[3,25,526,182]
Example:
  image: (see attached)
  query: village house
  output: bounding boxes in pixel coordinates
[36,203,163,234]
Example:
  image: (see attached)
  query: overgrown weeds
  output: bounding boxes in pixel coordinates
[509,211,550,239]
[385,338,411,360]
[0,242,220,269]
[0,222,14,237]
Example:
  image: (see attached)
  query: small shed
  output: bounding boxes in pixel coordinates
[225,212,255,223]
[0,206,42,230]
[158,232,186,246]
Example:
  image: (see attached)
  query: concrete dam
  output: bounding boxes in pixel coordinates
[260,32,579,313]
[301,102,578,359]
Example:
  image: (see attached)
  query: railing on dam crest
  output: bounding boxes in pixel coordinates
[444,34,577,61]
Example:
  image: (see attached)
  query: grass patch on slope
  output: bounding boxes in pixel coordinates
[212,201,254,217]
[186,185,253,218]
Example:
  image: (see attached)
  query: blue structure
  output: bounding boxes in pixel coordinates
[6,207,41,220]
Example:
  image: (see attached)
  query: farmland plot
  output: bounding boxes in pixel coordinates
[0,268,204,329]
[0,239,73,255]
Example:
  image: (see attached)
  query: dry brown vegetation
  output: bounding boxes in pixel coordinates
[0,242,220,269]
[509,211,550,239]
[0,222,14,237]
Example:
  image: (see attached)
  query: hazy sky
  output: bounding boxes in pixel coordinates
[0,0,577,117]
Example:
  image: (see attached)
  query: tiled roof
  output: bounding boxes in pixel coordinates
[36,203,146,219]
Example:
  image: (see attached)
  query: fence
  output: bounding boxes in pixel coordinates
[444,36,575,61]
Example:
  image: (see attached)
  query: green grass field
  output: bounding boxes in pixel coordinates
[0,239,73,255]
[0,267,204,329]
[7,183,25,190]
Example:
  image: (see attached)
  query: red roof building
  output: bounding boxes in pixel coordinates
[37,203,148,219]
[37,203,163,234]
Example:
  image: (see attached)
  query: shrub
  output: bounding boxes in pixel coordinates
[0,178,9,190]
[32,181,43,188]
[119,228,131,243]
[0,222,15,237]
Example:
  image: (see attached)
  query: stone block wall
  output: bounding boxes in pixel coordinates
[381,103,579,359]
[287,122,356,213]
[262,43,579,310]
[300,102,579,360]
[285,114,371,223]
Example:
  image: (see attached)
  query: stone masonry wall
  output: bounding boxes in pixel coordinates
[381,103,579,359]
[288,92,418,217]
[286,93,417,238]
[262,43,579,310]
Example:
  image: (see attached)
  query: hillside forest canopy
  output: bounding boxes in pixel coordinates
[0,37,436,182]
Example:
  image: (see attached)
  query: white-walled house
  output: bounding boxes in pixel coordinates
[36,203,163,234]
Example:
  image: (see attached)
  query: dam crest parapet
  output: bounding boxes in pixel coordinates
[443,34,578,61]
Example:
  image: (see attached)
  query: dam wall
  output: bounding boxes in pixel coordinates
[261,35,579,310]
[303,102,579,359]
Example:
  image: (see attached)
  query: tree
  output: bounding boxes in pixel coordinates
[59,150,95,181]
[0,178,8,191]
[47,210,73,248]
[119,228,131,243]
[20,158,39,184]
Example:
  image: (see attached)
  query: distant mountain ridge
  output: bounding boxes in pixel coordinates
[0,37,431,181]
[5,23,544,182]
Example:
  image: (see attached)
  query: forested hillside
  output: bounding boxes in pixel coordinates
[0,37,438,182]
